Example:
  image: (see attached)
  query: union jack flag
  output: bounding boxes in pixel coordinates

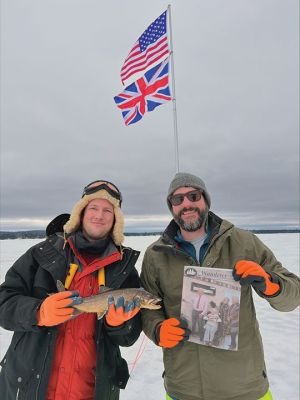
[114,58,171,126]
[120,10,170,85]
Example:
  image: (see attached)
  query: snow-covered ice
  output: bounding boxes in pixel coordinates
[0,234,299,399]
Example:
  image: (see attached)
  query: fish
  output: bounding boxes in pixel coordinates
[56,280,161,319]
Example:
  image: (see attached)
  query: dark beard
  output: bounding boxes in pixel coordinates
[173,206,208,232]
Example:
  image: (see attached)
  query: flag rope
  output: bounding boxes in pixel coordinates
[168,4,180,173]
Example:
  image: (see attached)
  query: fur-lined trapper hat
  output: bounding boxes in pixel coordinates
[63,181,124,245]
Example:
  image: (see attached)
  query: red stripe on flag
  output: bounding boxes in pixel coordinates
[121,36,168,73]
[121,49,169,84]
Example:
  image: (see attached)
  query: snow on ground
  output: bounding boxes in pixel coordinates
[0,234,299,399]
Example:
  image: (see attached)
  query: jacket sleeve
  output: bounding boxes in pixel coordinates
[250,233,300,312]
[140,248,166,344]
[104,313,142,347]
[0,248,42,332]
[104,266,142,347]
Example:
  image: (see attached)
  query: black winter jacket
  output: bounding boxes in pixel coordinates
[0,233,142,400]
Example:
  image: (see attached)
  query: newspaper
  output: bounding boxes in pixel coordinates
[180,266,241,351]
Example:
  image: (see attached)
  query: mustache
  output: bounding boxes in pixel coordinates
[178,207,201,218]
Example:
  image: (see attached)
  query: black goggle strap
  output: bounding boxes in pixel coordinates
[83,180,120,194]
[82,181,122,204]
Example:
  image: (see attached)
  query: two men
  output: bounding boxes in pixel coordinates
[1,173,299,400]
[0,180,142,400]
[141,172,300,400]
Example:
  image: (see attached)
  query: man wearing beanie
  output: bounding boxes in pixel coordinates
[0,180,142,400]
[141,172,300,400]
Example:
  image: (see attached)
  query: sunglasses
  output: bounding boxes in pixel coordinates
[169,189,203,206]
[82,180,122,205]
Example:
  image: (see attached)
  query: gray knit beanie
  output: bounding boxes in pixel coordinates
[167,172,211,210]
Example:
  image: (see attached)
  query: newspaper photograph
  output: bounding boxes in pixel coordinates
[180,266,241,351]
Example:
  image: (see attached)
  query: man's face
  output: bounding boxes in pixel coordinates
[82,198,114,241]
[171,186,208,232]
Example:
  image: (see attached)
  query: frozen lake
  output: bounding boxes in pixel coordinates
[0,233,299,399]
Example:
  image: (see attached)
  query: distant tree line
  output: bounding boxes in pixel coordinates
[0,231,47,240]
[0,229,299,240]
[0,231,164,240]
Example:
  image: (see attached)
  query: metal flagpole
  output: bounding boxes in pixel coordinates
[168,4,180,173]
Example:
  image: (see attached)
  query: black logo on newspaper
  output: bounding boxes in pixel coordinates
[185,267,197,277]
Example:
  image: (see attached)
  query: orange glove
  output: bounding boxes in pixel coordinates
[157,318,190,348]
[37,291,81,326]
[233,260,280,296]
[105,296,140,327]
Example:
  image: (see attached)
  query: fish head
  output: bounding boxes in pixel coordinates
[136,289,162,310]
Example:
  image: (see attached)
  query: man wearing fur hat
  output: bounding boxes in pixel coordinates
[0,180,142,400]
[141,172,300,400]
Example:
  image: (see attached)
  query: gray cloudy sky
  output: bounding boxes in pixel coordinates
[1,0,299,231]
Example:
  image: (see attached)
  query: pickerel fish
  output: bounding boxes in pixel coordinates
[56,280,161,319]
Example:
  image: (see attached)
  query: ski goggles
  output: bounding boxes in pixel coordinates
[82,180,122,205]
[168,189,203,206]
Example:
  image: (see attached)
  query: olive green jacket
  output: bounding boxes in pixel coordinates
[141,212,300,400]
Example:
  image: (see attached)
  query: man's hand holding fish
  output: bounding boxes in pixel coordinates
[105,295,141,326]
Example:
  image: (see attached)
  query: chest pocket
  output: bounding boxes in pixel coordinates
[32,261,67,299]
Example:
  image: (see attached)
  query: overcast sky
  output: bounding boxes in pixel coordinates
[1,0,299,231]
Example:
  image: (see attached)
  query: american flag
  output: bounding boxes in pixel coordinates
[120,10,170,85]
[114,58,171,126]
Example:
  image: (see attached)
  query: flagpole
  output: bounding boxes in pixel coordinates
[168,4,180,173]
